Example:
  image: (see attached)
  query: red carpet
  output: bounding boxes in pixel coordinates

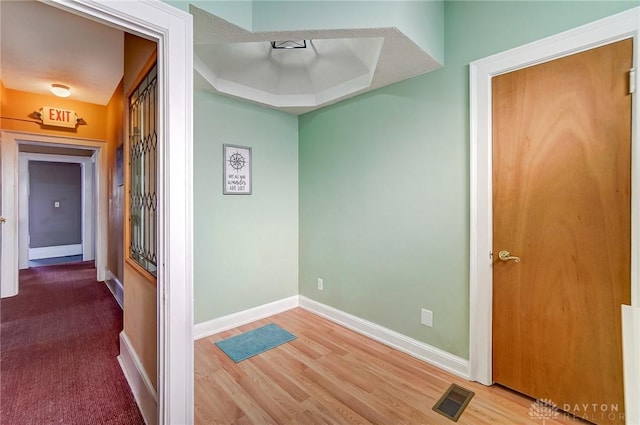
[1,262,145,425]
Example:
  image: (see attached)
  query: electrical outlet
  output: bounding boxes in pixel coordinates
[421,308,433,327]
[317,278,323,291]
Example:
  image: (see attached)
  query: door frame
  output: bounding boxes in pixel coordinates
[0,132,19,297]
[1,1,194,424]
[19,151,96,267]
[1,132,105,282]
[469,7,640,386]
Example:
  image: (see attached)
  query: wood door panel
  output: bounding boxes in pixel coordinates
[492,39,632,425]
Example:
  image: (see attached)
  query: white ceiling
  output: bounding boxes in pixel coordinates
[193,6,443,115]
[1,1,442,115]
[0,1,123,106]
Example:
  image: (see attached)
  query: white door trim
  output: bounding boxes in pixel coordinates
[19,151,95,267]
[469,7,640,386]
[0,131,108,288]
[45,1,195,424]
[0,132,20,298]
[2,132,105,282]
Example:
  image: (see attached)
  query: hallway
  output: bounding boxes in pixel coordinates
[0,262,143,425]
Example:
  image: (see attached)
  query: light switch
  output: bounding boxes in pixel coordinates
[54,201,60,208]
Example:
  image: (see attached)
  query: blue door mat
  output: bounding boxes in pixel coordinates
[215,323,297,363]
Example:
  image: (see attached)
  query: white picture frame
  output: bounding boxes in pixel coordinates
[223,144,252,195]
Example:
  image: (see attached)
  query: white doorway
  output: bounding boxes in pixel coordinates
[18,150,96,269]
[0,1,193,422]
[24,2,193,424]
[469,6,640,424]
[469,4,639,386]
[1,131,107,286]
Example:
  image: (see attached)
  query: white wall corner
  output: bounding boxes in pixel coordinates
[298,296,470,380]
[118,332,158,425]
[194,295,299,340]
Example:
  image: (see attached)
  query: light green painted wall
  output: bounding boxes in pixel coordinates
[194,89,299,323]
[298,1,638,359]
[252,1,444,64]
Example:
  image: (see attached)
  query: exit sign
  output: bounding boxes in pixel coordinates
[40,106,79,128]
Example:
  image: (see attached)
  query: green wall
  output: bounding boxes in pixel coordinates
[194,89,299,323]
[298,1,637,358]
[182,0,638,355]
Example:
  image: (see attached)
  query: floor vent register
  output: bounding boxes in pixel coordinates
[432,383,475,422]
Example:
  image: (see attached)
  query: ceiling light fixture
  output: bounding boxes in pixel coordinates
[271,40,307,50]
[50,84,71,98]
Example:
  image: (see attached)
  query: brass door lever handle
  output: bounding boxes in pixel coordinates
[0,217,6,223]
[498,250,520,263]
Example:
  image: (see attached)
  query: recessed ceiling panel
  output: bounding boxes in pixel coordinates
[196,37,382,103]
[192,5,442,114]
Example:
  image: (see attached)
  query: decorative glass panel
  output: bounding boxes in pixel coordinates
[129,64,157,275]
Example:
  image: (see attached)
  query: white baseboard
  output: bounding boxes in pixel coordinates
[118,332,157,425]
[192,294,469,380]
[114,277,124,309]
[298,296,470,379]
[105,271,124,309]
[29,244,82,260]
[194,295,299,340]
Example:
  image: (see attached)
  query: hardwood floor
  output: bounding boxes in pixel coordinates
[195,308,588,425]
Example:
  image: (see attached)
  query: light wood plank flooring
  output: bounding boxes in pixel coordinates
[195,308,588,425]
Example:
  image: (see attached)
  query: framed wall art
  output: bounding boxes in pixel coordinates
[223,144,252,195]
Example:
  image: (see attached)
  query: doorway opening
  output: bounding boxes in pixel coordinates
[18,146,97,269]
[469,6,639,424]
[469,4,639,385]
[1,1,194,423]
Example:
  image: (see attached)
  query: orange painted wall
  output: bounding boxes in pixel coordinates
[107,81,125,283]
[0,84,108,140]
[124,33,157,94]
[1,80,7,117]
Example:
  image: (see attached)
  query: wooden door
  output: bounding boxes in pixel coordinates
[492,39,632,425]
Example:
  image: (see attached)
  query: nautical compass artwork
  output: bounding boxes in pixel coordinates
[223,144,252,194]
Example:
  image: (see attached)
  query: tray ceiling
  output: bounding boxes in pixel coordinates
[193,5,443,115]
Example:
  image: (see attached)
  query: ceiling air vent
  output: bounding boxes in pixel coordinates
[271,40,307,49]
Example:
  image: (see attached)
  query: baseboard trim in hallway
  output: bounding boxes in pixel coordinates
[118,331,158,425]
[105,270,124,309]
